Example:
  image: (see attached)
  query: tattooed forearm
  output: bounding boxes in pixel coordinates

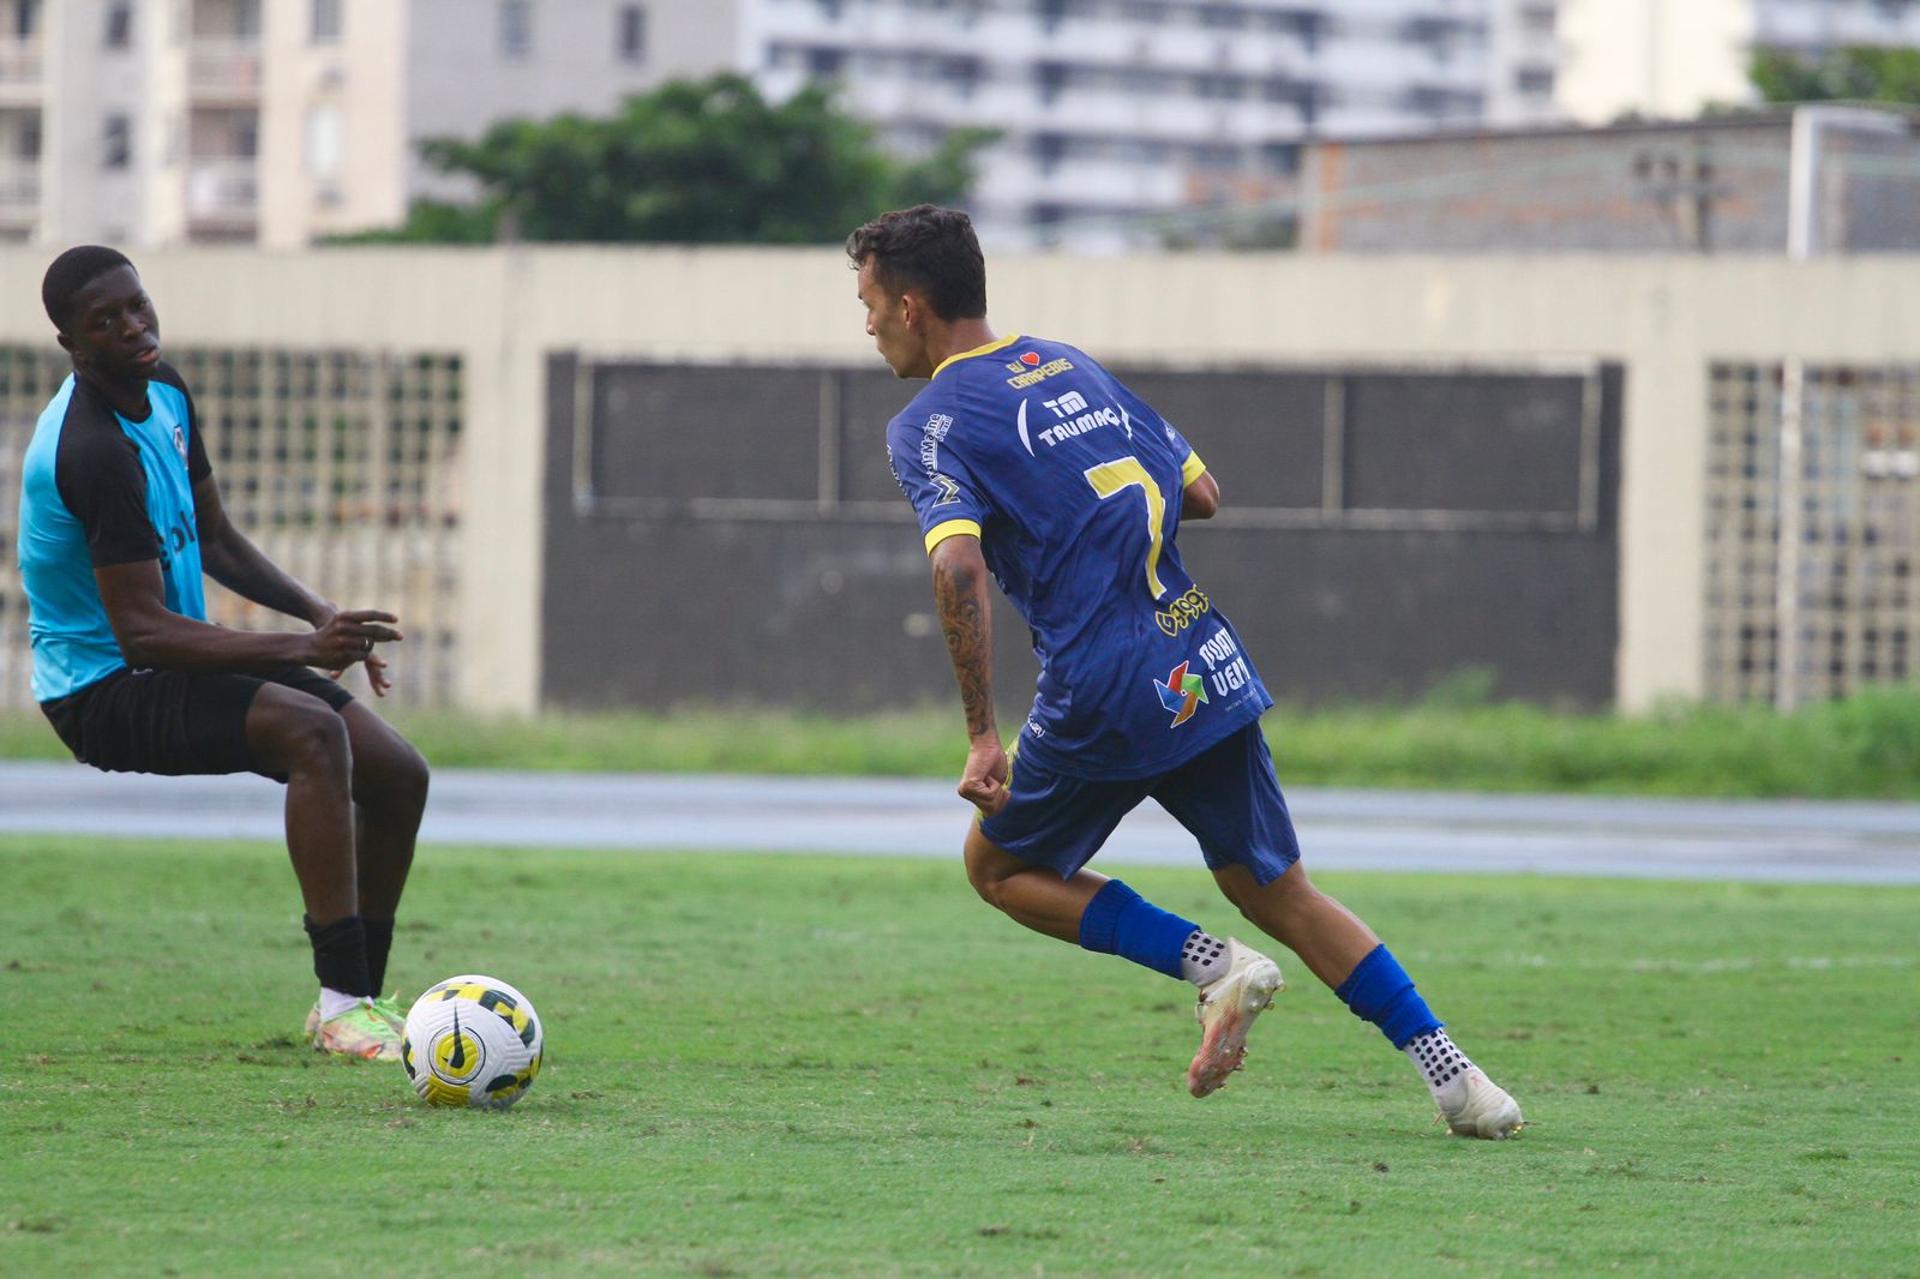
[932,543,997,742]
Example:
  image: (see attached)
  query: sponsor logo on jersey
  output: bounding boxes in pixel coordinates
[1005,356,1074,389]
[1154,586,1211,637]
[918,412,955,474]
[1016,390,1123,453]
[1196,627,1253,698]
[1153,660,1209,728]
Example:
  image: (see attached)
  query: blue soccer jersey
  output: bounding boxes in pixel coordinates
[887,334,1273,780]
[18,365,211,702]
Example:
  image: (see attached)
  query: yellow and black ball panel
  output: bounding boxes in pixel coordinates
[427,1018,487,1087]
[419,1076,472,1107]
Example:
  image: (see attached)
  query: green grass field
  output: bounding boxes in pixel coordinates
[4,836,1917,1277]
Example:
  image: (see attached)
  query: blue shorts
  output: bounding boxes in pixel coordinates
[979,723,1301,885]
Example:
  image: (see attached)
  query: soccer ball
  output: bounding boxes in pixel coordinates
[400,974,545,1110]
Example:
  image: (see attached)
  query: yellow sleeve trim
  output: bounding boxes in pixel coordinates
[932,333,1022,379]
[1181,451,1208,486]
[924,518,982,554]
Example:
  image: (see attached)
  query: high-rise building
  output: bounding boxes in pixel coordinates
[728,0,1564,246]
[0,0,1566,251]
[1557,0,1920,125]
[0,0,672,248]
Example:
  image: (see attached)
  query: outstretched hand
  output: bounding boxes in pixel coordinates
[958,737,1010,818]
[309,608,402,679]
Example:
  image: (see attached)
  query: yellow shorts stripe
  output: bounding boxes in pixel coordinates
[1181,451,1208,486]
[924,519,982,554]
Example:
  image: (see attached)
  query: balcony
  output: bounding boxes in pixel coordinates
[0,37,43,104]
[186,157,258,229]
[0,162,37,225]
[188,39,263,103]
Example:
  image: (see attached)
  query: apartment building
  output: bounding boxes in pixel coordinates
[1558,0,1920,124]
[734,0,1563,246]
[0,0,1564,250]
[0,0,677,248]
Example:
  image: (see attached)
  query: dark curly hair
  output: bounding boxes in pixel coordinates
[845,205,987,322]
[42,245,134,333]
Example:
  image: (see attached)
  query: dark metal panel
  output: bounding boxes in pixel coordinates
[1344,374,1589,514]
[587,364,822,502]
[541,356,1623,711]
[1111,370,1327,510]
[840,370,921,503]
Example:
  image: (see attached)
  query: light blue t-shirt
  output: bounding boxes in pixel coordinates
[17,364,211,702]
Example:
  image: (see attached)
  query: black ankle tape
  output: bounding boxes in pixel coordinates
[303,914,373,998]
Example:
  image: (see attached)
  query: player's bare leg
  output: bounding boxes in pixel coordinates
[1211,861,1378,988]
[247,684,358,925]
[963,823,1105,941]
[340,701,430,1024]
[246,685,396,1059]
[964,824,1282,1097]
[1215,861,1523,1138]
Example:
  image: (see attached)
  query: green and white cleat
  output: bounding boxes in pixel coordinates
[311,1001,404,1062]
[369,993,410,1035]
[1438,1069,1525,1140]
[1187,939,1284,1098]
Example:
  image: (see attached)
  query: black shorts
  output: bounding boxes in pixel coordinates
[41,666,355,780]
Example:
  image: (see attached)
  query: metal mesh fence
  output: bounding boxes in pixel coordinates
[1706,360,1920,705]
[0,345,463,711]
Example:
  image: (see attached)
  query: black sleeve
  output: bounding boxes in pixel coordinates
[154,361,212,482]
[55,417,162,568]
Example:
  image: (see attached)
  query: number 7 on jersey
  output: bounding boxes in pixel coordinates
[1083,456,1170,600]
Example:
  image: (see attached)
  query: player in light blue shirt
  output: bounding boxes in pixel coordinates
[19,246,429,1060]
[850,206,1522,1137]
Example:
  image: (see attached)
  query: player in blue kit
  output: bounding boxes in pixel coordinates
[848,207,1522,1137]
[18,247,429,1061]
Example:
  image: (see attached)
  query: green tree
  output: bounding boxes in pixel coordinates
[348,75,995,244]
[1750,44,1920,105]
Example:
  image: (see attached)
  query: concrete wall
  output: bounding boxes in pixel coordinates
[7,247,1920,712]
[1299,118,1796,253]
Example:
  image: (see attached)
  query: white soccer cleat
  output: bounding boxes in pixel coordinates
[1187,939,1284,1098]
[1437,1068,1525,1139]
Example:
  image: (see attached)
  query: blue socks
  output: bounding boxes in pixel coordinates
[1078,879,1196,980]
[1335,944,1441,1049]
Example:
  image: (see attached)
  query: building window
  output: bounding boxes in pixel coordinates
[305,106,341,177]
[15,0,41,39]
[235,0,262,39]
[618,4,645,62]
[103,114,131,170]
[104,0,133,49]
[312,0,343,43]
[500,0,533,58]
[1516,67,1555,96]
[1260,142,1300,176]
